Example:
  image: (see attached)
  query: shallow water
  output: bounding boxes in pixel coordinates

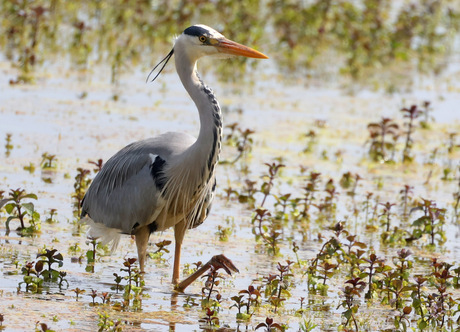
[1,56,460,331]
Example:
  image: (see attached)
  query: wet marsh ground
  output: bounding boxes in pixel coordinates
[1,1,460,331]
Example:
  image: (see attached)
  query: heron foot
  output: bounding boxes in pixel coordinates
[174,254,239,292]
[208,254,239,275]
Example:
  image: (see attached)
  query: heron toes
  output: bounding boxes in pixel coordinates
[173,254,239,292]
[209,254,239,275]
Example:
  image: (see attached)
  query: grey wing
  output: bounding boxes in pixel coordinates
[81,132,195,234]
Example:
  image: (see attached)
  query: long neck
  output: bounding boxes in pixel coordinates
[175,54,223,180]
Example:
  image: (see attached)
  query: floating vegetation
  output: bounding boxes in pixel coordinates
[0,1,459,86]
[1,1,460,331]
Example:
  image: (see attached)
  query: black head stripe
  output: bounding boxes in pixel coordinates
[146,48,174,83]
[183,25,211,38]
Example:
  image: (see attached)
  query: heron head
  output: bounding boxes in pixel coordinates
[147,24,268,83]
[179,24,268,60]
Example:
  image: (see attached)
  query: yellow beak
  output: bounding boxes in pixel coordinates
[216,38,269,59]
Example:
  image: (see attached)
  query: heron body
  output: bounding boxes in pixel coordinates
[81,24,268,290]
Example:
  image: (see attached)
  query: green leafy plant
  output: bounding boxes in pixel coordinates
[198,307,219,328]
[263,261,294,313]
[0,188,40,233]
[303,130,317,153]
[255,317,284,331]
[401,104,422,162]
[367,117,399,163]
[71,287,85,301]
[221,122,255,164]
[148,239,172,263]
[36,248,64,281]
[410,199,447,246]
[72,167,92,218]
[19,261,44,293]
[360,253,385,299]
[297,171,321,221]
[337,277,365,331]
[40,152,57,169]
[201,268,223,309]
[120,258,143,308]
[5,133,13,157]
[231,285,261,320]
[97,311,123,331]
[419,101,433,129]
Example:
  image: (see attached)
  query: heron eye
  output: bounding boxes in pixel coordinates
[199,35,207,43]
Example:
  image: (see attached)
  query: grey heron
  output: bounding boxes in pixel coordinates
[80,24,268,291]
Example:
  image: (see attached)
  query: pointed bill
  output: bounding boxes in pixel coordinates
[216,38,268,59]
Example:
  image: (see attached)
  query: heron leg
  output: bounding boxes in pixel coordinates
[175,254,239,292]
[172,220,187,285]
[135,225,150,273]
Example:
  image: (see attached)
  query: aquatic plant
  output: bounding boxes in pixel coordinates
[183,296,199,309]
[298,171,321,221]
[410,199,447,246]
[255,317,284,331]
[367,117,399,163]
[199,307,219,328]
[263,261,294,313]
[36,248,64,281]
[97,311,123,332]
[35,321,55,332]
[394,305,413,331]
[298,317,317,332]
[360,253,385,299]
[215,224,233,242]
[0,188,40,233]
[419,101,433,129]
[231,285,261,320]
[303,130,317,153]
[58,271,69,290]
[148,239,171,263]
[399,185,414,220]
[337,277,365,331]
[44,208,57,224]
[393,249,413,283]
[90,289,98,306]
[379,201,395,234]
[4,133,13,157]
[401,104,422,163]
[40,152,57,169]
[447,132,459,154]
[112,273,123,293]
[85,238,97,272]
[88,159,104,173]
[201,268,223,309]
[253,208,281,255]
[71,167,91,219]
[120,257,143,308]
[71,287,85,301]
[221,122,255,164]
[258,161,285,208]
[100,292,111,305]
[454,174,460,220]
[19,261,44,293]
[313,178,339,221]
[339,172,362,199]
[307,222,346,293]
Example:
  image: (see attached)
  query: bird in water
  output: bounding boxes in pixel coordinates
[80,24,268,291]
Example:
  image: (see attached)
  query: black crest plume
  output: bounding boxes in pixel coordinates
[146,48,174,83]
